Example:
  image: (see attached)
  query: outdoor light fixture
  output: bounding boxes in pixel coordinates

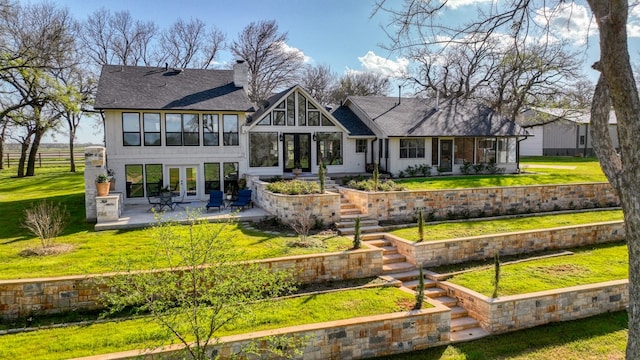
[312,132,317,141]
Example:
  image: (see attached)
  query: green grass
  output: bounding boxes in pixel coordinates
[378,310,627,360]
[0,167,352,280]
[396,156,608,190]
[448,242,628,297]
[389,210,623,242]
[0,287,417,360]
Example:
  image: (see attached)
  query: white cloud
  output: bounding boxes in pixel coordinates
[357,51,409,77]
[628,2,640,37]
[443,0,493,9]
[277,41,312,63]
[535,3,595,44]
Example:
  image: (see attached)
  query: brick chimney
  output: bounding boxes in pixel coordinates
[233,60,249,89]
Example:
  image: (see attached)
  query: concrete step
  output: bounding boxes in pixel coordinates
[381,246,398,255]
[388,269,421,282]
[423,287,447,298]
[382,253,406,265]
[339,225,383,235]
[364,239,389,248]
[335,219,379,228]
[361,233,387,241]
[339,213,370,221]
[432,296,458,307]
[340,203,357,209]
[451,317,481,332]
[382,262,417,275]
[340,208,362,216]
[402,278,437,289]
[449,326,490,343]
[450,306,468,319]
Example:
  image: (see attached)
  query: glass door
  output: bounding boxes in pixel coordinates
[167,166,198,200]
[283,133,311,172]
[439,139,453,173]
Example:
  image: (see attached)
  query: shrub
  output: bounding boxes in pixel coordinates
[267,179,320,195]
[347,179,406,192]
[419,164,432,177]
[414,266,425,310]
[22,201,69,249]
[353,217,361,249]
[460,161,473,175]
[417,208,425,242]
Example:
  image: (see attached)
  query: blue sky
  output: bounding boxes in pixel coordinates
[45,0,640,143]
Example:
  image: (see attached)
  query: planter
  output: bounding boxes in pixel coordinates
[96,182,110,196]
[109,178,116,191]
[292,168,302,176]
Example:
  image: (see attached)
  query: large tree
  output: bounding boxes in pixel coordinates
[375,0,640,357]
[159,18,226,69]
[299,63,337,106]
[331,71,390,104]
[231,20,305,103]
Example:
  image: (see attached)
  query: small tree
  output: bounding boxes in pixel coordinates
[318,159,326,193]
[287,195,317,245]
[102,211,297,359]
[372,162,379,192]
[414,266,425,310]
[22,201,68,249]
[353,216,362,249]
[492,251,501,298]
[417,208,425,242]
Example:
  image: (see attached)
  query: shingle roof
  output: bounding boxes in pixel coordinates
[331,105,375,136]
[518,108,618,127]
[94,65,254,111]
[347,96,526,137]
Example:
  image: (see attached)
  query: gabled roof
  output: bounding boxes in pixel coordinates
[518,108,618,127]
[94,65,254,111]
[345,96,526,137]
[330,105,375,136]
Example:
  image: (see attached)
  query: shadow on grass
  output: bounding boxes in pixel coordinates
[376,311,628,360]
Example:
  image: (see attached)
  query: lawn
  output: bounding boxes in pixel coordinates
[389,210,623,242]
[0,167,352,280]
[0,286,417,360]
[396,156,607,190]
[379,310,627,360]
[447,242,628,297]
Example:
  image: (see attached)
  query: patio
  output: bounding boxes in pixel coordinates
[94,200,270,231]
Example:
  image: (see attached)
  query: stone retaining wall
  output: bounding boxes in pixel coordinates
[75,301,451,360]
[386,221,625,267]
[341,183,619,222]
[440,280,628,334]
[252,178,340,226]
[0,247,382,319]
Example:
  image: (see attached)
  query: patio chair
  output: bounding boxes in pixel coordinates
[146,183,162,211]
[157,191,176,211]
[205,190,224,212]
[229,189,253,210]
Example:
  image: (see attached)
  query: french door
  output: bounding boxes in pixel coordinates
[283,133,311,172]
[439,139,453,172]
[167,165,198,199]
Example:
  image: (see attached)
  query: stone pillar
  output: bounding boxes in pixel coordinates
[96,193,123,222]
[85,146,106,222]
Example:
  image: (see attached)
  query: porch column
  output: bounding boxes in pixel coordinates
[84,146,106,222]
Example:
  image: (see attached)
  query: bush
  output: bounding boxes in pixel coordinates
[266,179,320,195]
[22,200,69,249]
[347,179,406,192]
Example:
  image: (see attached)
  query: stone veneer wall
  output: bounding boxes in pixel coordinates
[75,303,451,360]
[252,179,341,225]
[96,193,124,223]
[440,280,628,334]
[387,221,625,267]
[341,183,619,222]
[0,247,382,319]
[84,146,107,221]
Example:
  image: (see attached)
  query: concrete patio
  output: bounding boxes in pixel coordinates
[94,200,270,231]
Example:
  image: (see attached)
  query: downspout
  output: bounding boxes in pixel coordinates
[516,131,530,173]
[371,137,377,171]
[583,124,589,157]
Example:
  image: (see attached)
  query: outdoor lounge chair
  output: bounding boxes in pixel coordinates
[229,189,252,210]
[206,190,224,212]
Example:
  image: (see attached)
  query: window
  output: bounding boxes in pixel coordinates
[256,113,271,126]
[223,162,239,194]
[165,113,182,146]
[317,132,343,165]
[223,114,238,146]
[476,137,496,163]
[183,114,199,146]
[400,138,425,158]
[143,113,161,146]
[250,132,279,167]
[286,94,295,126]
[203,114,219,146]
[432,138,439,165]
[204,163,221,194]
[122,113,141,146]
[497,138,517,163]
[144,164,162,196]
[321,114,334,126]
[356,139,367,153]
[125,164,143,198]
[298,93,307,126]
[454,138,474,164]
[308,110,320,126]
[579,135,586,145]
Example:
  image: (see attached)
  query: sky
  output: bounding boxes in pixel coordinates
[43,0,640,144]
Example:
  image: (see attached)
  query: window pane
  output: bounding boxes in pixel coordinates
[321,114,334,126]
[184,132,199,146]
[298,93,307,126]
[356,139,367,153]
[287,94,295,126]
[454,138,474,164]
[183,114,199,132]
[476,137,496,163]
[145,164,163,196]
[317,132,342,165]
[143,113,160,131]
[257,113,271,125]
[223,114,238,146]
[273,111,285,125]
[144,133,161,146]
[203,114,219,146]
[507,138,516,163]
[204,163,220,194]
[223,162,239,194]
[166,133,182,146]
[123,133,141,146]
[165,114,182,132]
[125,164,143,198]
[308,111,319,126]
[250,132,279,167]
[122,113,140,131]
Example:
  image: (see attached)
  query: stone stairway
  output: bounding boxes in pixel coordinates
[335,197,382,235]
[363,233,489,343]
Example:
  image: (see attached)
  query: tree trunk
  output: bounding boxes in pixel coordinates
[26,127,44,177]
[17,139,29,178]
[586,0,640,357]
[68,126,76,173]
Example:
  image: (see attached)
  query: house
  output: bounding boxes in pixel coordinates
[93,64,527,205]
[332,96,528,176]
[517,108,619,157]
